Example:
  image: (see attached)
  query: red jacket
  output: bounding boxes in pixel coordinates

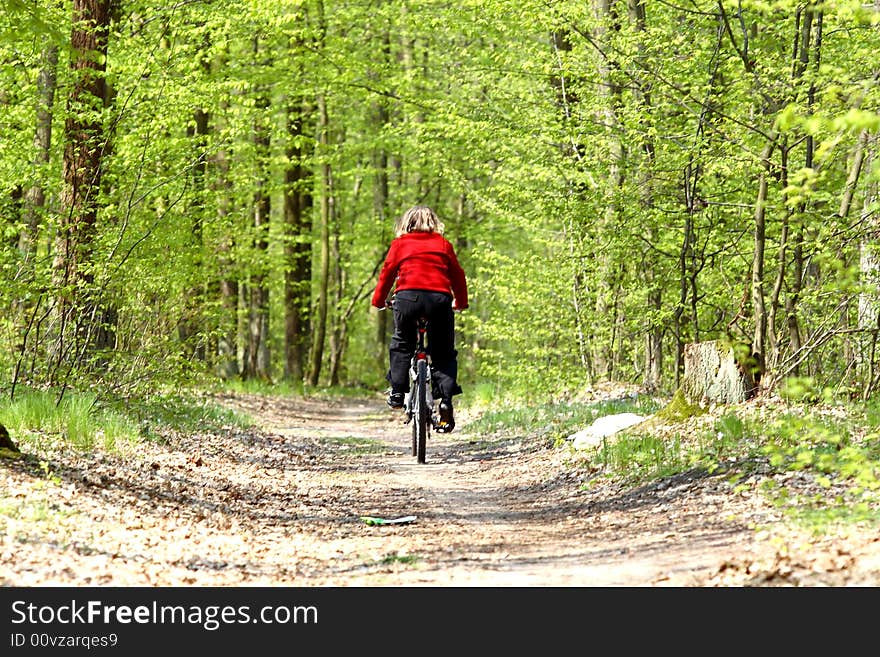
[371,232,469,309]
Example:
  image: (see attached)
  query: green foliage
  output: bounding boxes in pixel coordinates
[778,377,841,405]
[779,377,822,403]
[1,0,879,405]
[475,387,879,530]
[757,411,879,492]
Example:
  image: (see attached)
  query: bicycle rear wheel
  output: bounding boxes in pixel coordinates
[410,396,417,457]
[413,359,428,463]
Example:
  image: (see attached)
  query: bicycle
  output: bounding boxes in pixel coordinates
[405,314,437,464]
[382,301,438,464]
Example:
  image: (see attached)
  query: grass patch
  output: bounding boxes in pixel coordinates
[0,389,140,452]
[595,432,686,481]
[591,413,744,485]
[122,392,252,436]
[477,389,880,532]
[782,502,880,534]
[377,552,420,566]
[324,435,386,455]
[463,395,663,445]
[591,400,880,530]
[0,387,252,453]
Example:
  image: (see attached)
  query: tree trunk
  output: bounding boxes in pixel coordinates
[0,425,20,455]
[855,4,880,396]
[674,193,694,387]
[214,138,239,379]
[53,0,111,376]
[551,27,594,381]
[308,0,331,387]
[767,140,791,372]
[283,95,313,384]
[6,187,23,250]
[179,28,212,362]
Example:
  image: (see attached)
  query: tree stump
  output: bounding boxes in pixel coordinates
[682,340,757,405]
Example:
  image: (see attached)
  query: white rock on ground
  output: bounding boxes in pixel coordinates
[568,412,647,451]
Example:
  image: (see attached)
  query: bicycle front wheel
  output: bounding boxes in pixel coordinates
[414,359,429,463]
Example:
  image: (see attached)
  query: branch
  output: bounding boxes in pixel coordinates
[717,0,753,73]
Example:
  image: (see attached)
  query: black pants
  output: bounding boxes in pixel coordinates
[388,289,462,401]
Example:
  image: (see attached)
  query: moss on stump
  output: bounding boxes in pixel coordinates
[654,387,707,422]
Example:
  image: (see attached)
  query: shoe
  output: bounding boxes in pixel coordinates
[436,400,455,433]
[387,391,405,409]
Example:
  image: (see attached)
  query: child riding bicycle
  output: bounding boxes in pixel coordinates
[371,205,469,433]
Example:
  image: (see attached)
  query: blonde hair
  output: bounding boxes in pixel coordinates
[394,205,445,237]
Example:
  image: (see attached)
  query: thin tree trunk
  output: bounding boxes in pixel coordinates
[245,47,271,380]
[371,71,391,371]
[780,7,822,377]
[238,282,249,373]
[178,28,211,361]
[593,0,625,380]
[629,0,661,391]
[858,142,879,396]
[768,141,792,370]
[210,45,239,378]
[179,105,209,361]
[21,44,59,259]
[751,138,775,376]
[328,225,345,387]
[551,27,593,381]
[308,93,331,386]
[855,1,880,391]
[674,192,694,387]
[214,134,239,379]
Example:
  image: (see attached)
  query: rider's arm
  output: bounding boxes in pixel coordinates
[446,242,468,310]
[371,240,400,308]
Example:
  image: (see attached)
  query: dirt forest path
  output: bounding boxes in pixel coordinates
[3,392,879,587]
[226,393,768,586]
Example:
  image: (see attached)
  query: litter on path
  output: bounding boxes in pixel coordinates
[360,515,417,526]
